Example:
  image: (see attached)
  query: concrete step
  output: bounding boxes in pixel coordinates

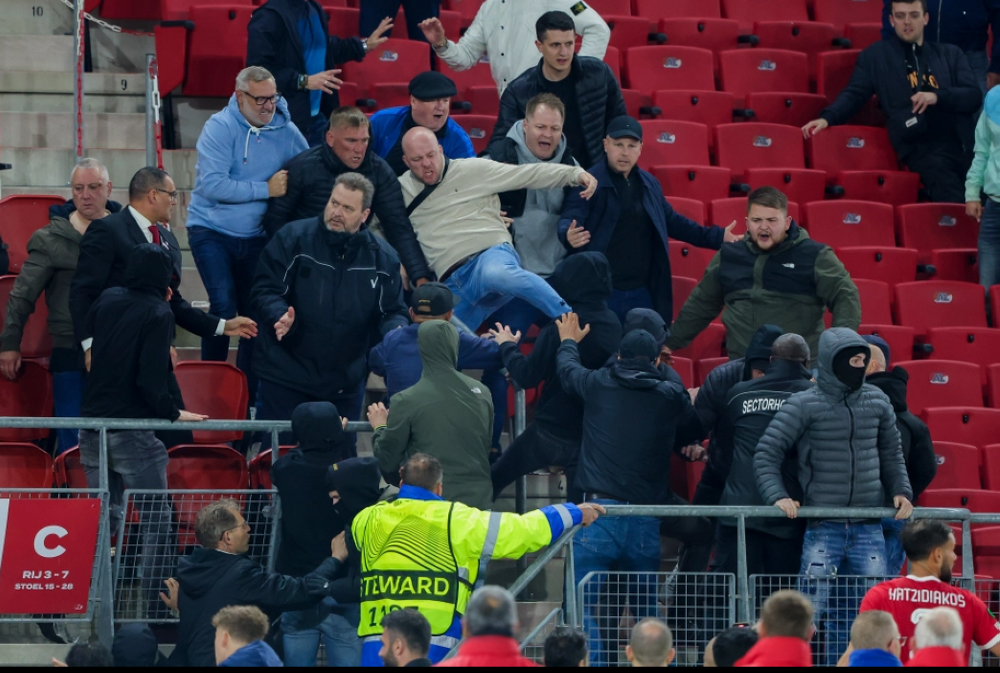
[0,148,197,188]
[0,71,147,95]
[0,0,75,37]
[0,35,74,72]
[2,111,146,149]
[0,92,147,114]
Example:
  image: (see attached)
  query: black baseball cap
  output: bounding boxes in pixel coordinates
[606,115,643,141]
[410,282,456,316]
[408,72,458,101]
[619,329,659,361]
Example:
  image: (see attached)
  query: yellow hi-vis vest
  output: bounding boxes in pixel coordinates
[352,495,562,637]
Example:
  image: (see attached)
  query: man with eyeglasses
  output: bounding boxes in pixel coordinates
[187,67,307,406]
[71,167,258,446]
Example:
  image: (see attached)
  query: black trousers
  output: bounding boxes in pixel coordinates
[710,522,805,577]
[490,424,580,502]
[360,0,440,43]
[256,378,363,454]
[904,138,973,204]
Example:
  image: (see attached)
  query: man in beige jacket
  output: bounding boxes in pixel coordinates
[399,126,597,330]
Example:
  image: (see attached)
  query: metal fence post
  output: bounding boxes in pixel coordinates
[72,0,86,163]
[514,387,527,516]
[95,426,113,648]
[736,513,750,625]
[564,533,577,628]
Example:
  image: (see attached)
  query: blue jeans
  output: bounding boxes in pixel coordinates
[187,227,266,405]
[573,501,661,666]
[282,601,361,667]
[980,199,1000,290]
[52,369,85,453]
[444,243,570,331]
[882,517,907,576]
[608,286,654,324]
[799,521,887,667]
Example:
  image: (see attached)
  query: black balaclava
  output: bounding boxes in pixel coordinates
[832,345,870,393]
[325,457,383,523]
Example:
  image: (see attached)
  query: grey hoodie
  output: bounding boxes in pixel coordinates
[754,328,912,514]
[504,122,579,278]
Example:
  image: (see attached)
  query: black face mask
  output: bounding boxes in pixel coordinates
[832,347,869,393]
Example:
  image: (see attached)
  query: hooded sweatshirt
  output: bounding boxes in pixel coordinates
[0,199,122,354]
[500,253,622,442]
[218,639,284,667]
[488,122,580,278]
[187,93,308,238]
[371,321,494,510]
[966,86,1000,202]
[272,401,354,578]
[755,328,912,515]
[735,636,813,667]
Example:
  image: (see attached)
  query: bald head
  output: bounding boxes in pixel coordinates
[626,618,675,667]
[402,127,446,187]
[867,344,887,374]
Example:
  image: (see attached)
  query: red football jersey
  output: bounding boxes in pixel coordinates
[859,575,1000,663]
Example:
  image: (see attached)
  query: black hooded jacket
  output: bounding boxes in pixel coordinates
[867,367,938,500]
[80,244,179,421]
[558,341,702,505]
[499,253,622,442]
[721,358,814,538]
[614,308,684,388]
[259,140,432,283]
[272,402,355,578]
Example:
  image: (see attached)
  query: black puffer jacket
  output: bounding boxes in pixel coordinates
[489,56,626,169]
[500,252,622,443]
[260,142,432,282]
[755,328,912,512]
[867,367,938,500]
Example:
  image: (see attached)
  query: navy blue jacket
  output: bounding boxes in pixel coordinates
[558,160,725,324]
[848,647,903,667]
[247,0,367,133]
[882,0,1000,73]
[369,322,503,399]
[219,641,284,667]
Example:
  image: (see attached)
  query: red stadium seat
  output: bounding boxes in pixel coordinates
[670,357,695,389]
[844,23,883,50]
[982,445,1000,488]
[893,360,984,416]
[669,241,716,279]
[604,46,622,83]
[836,247,920,286]
[897,204,981,265]
[167,444,250,548]
[0,443,53,490]
[718,49,810,106]
[249,449,272,490]
[715,123,806,179]
[722,0,809,34]
[918,488,1000,513]
[667,197,706,225]
[838,172,921,206]
[451,115,495,155]
[0,360,52,442]
[653,91,736,134]
[623,46,715,94]
[895,281,988,337]
[851,279,894,325]
[803,200,896,247]
[990,366,1000,408]
[436,56,496,94]
[371,83,411,110]
[806,125,898,177]
[672,276,699,321]
[174,362,249,444]
[54,446,88,490]
[638,121,710,168]
[634,0,721,20]
[710,197,800,237]
[102,0,256,21]
[0,275,52,359]
[813,0,883,33]
[463,86,499,115]
[674,322,727,361]
[744,92,828,127]
[743,169,826,207]
[654,166,733,203]
[816,49,860,98]
[751,22,850,80]
[858,324,916,364]
[657,19,742,73]
[930,442,983,491]
[929,249,979,284]
[0,195,67,275]
[696,357,730,386]
[341,39,431,99]
[588,0,633,15]
[326,6,359,36]
[922,408,1000,449]
[621,89,651,119]
[925,328,1000,374]
[606,16,659,50]
[184,5,253,97]
[993,286,1000,328]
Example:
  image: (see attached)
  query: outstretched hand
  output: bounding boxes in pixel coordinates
[275,307,295,341]
[488,323,521,346]
[556,312,591,343]
[723,221,741,243]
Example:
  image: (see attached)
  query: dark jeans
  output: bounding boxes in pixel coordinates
[608,285,654,324]
[281,600,361,667]
[186,226,265,406]
[79,429,173,618]
[490,424,579,501]
[360,0,440,44]
[52,371,85,454]
[882,517,907,576]
[711,523,804,576]
[980,198,1000,290]
[156,372,193,449]
[683,476,724,574]
[256,378,363,453]
[905,138,972,204]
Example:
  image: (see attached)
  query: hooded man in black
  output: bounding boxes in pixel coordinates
[488,252,622,502]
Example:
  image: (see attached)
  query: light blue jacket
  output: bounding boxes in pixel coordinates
[187,94,308,238]
[966,85,1000,203]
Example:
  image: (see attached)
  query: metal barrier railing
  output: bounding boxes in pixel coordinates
[519,607,562,664]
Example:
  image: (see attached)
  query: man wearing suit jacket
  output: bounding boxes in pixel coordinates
[70,168,257,440]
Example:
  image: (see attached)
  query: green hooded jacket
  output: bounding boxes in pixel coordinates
[371,320,494,510]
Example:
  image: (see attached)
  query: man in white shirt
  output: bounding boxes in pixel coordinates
[418,0,610,94]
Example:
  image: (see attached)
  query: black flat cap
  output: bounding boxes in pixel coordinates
[409,71,458,101]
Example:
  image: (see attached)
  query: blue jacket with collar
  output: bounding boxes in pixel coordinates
[369,106,475,171]
[848,647,903,667]
[882,0,1000,73]
[557,159,724,324]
